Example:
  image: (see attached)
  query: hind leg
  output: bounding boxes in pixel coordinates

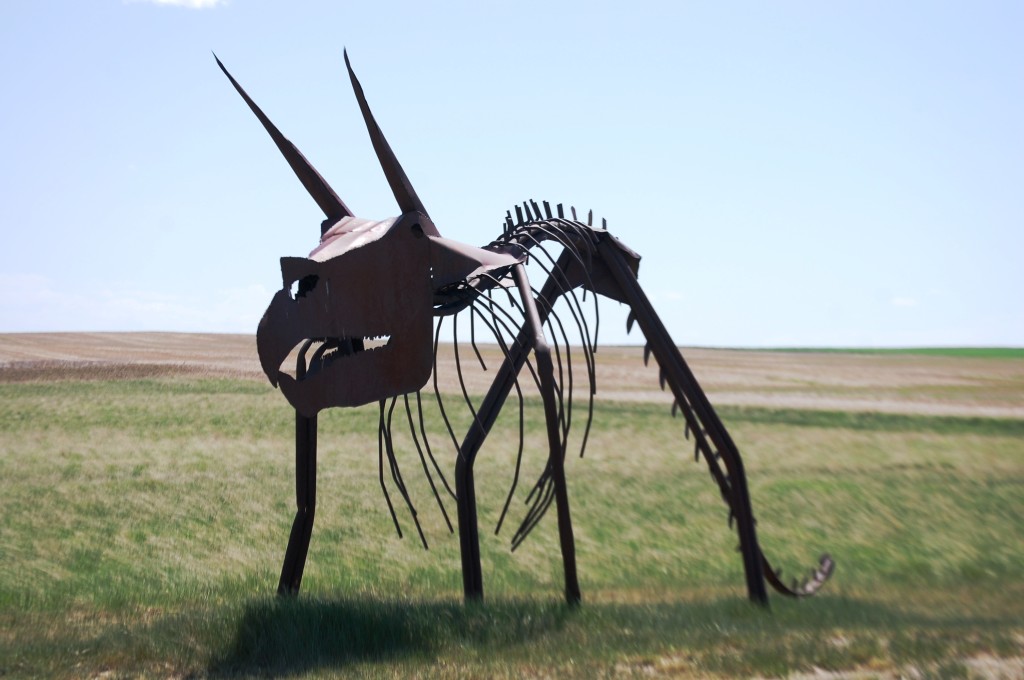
[513,264,581,604]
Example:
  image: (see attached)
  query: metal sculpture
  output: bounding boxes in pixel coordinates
[216,52,834,605]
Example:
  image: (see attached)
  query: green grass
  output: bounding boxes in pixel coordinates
[717,404,1024,437]
[1,376,1022,677]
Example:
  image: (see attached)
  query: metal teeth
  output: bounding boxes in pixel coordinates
[523,201,534,221]
[671,400,679,417]
[557,203,565,218]
[643,344,652,366]
[530,199,542,219]
[659,368,667,389]
[626,310,637,333]
[543,201,552,219]
[571,206,577,220]
[684,421,690,440]
[587,209,593,226]
[515,205,524,225]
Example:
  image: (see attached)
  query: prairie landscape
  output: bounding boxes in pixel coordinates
[1,333,1022,678]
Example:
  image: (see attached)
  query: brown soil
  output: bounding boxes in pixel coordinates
[2,333,1021,418]
[0,332,262,381]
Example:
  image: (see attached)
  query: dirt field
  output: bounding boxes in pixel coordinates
[1,332,1021,418]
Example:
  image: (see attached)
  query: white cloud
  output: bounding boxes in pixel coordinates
[128,0,227,8]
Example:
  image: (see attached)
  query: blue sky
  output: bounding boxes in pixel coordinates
[1,1,1021,346]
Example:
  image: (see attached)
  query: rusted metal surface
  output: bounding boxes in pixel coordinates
[216,52,834,605]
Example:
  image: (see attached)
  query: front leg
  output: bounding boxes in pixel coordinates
[513,264,581,604]
[278,411,317,595]
[278,342,319,595]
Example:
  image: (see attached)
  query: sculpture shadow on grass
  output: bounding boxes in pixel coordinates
[207,591,1008,677]
[208,595,576,677]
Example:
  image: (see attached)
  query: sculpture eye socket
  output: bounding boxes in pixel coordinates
[290,274,319,299]
[410,222,424,238]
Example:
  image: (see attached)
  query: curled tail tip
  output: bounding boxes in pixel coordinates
[797,553,835,597]
[765,551,835,598]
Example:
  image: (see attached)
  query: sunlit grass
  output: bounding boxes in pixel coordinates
[1,375,1022,677]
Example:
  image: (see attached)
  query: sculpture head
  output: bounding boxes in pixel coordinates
[256,212,435,415]
[217,52,519,416]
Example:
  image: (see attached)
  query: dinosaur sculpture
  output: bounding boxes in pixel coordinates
[216,52,834,605]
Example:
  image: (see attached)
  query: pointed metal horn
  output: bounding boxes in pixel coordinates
[214,53,351,224]
[344,49,431,222]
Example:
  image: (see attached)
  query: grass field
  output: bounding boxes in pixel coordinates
[1,334,1022,678]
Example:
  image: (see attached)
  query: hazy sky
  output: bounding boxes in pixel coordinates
[2,1,1021,347]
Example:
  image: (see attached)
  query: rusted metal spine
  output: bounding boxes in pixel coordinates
[595,236,769,605]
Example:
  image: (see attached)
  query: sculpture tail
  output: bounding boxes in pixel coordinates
[595,236,834,601]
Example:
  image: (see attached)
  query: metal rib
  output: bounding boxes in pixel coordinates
[403,394,453,532]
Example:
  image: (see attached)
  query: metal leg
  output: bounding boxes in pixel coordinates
[454,323,532,602]
[513,264,581,604]
[453,263,575,603]
[455,453,483,600]
[278,410,317,595]
[454,328,532,602]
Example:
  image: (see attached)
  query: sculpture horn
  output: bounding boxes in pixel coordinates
[344,50,434,228]
[214,53,351,224]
